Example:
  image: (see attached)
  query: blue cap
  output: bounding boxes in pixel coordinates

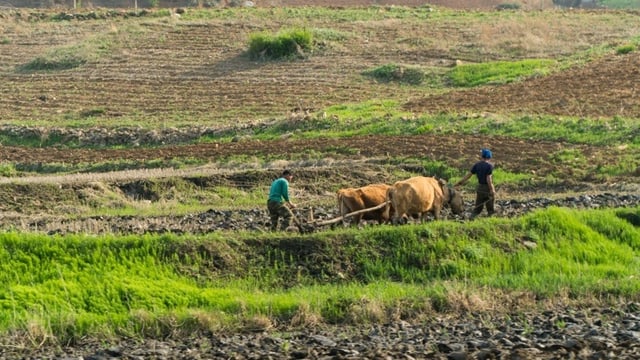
[481,148,492,159]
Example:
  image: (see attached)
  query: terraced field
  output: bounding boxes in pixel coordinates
[1,3,640,359]
[0,3,638,231]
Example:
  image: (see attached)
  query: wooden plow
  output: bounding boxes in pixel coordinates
[293,201,390,233]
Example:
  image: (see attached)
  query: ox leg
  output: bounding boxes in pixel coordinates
[343,213,357,227]
[432,205,442,221]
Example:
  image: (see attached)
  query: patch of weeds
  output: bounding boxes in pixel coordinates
[312,28,349,42]
[552,0,582,7]
[311,28,349,53]
[447,59,555,87]
[248,28,313,60]
[0,163,17,177]
[549,149,587,167]
[362,63,425,85]
[18,54,86,72]
[496,3,521,10]
[598,0,640,9]
[80,108,107,118]
[616,44,635,55]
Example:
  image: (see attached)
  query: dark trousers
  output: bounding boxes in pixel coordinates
[267,200,293,230]
[473,184,495,217]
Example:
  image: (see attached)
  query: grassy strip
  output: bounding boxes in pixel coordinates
[447,59,555,87]
[599,0,640,8]
[251,102,640,148]
[10,158,205,174]
[1,206,638,343]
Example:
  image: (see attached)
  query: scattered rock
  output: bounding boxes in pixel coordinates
[6,303,640,359]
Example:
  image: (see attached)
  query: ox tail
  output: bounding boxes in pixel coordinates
[337,191,348,225]
[383,187,395,221]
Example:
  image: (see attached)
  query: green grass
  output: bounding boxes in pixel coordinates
[616,43,636,54]
[248,28,313,60]
[13,158,205,174]
[18,51,87,72]
[1,206,638,342]
[362,63,426,85]
[248,105,639,149]
[17,38,109,73]
[447,59,556,87]
[599,0,640,8]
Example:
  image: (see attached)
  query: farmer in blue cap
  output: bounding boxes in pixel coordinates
[454,148,496,218]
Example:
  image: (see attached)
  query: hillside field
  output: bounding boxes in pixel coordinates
[0,2,639,358]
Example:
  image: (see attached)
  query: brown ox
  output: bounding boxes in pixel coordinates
[385,176,464,224]
[337,184,393,226]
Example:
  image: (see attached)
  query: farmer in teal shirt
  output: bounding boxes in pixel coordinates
[267,169,296,231]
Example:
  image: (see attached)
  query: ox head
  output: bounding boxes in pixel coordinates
[446,186,465,215]
[438,178,464,215]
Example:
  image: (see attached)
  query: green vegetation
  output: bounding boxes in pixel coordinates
[17,32,117,72]
[2,5,640,349]
[250,106,639,149]
[495,3,521,10]
[599,0,640,8]
[362,63,426,85]
[616,44,636,54]
[1,206,638,342]
[248,28,313,60]
[13,158,205,175]
[179,5,446,22]
[0,163,17,177]
[447,59,556,87]
[19,51,87,72]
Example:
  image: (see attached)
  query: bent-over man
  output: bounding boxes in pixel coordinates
[267,169,296,231]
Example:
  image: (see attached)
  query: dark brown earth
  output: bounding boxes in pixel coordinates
[0,134,618,177]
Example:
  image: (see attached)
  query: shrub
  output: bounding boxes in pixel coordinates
[0,163,17,177]
[616,44,636,55]
[553,0,582,7]
[19,55,86,72]
[362,63,425,85]
[496,3,521,10]
[248,28,313,60]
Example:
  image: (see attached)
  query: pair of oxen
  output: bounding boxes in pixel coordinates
[336,176,465,226]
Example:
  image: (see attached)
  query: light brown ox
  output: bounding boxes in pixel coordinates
[336,184,393,226]
[385,176,464,224]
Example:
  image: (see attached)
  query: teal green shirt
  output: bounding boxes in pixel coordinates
[268,177,290,203]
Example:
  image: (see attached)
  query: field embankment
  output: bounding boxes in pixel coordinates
[1,206,639,359]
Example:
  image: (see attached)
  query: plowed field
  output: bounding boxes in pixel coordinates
[0,4,638,223]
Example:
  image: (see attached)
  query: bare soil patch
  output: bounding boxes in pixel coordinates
[407,53,640,118]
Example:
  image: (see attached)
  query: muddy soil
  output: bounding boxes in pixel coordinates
[4,303,640,359]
